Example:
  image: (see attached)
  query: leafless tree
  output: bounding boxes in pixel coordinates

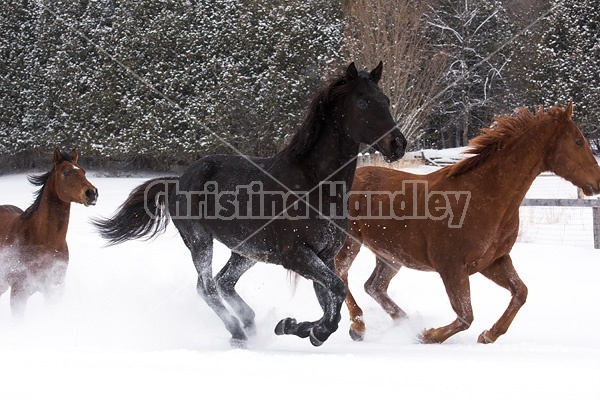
[341,0,448,146]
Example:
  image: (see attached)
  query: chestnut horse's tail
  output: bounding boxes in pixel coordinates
[93,177,179,246]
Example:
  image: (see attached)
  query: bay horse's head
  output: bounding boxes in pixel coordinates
[544,102,600,195]
[337,62,406,162]
[51,148,98,206]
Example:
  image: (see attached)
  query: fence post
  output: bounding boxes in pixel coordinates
[594,207,600,249]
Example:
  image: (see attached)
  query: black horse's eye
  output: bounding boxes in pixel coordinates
[358,100,368,110]
[575,139,584,147]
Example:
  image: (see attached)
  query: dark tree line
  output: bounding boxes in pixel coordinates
[1,0,598,171]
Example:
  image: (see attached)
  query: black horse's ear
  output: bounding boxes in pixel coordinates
[346,62,358,80]
[370,61,383,84]
[52,148,63,164]
[70,149,79,164]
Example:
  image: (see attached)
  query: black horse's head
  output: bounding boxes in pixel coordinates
[335,62,406,162]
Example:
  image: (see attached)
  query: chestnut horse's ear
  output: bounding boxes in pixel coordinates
[71,149,79,164]
[346,62,358,80]
[565,101,573,120]
[370,61,383,84]
[52,148,63,164]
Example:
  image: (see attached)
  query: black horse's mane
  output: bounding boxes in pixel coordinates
[277,71,369,162]
[20,150,74,220]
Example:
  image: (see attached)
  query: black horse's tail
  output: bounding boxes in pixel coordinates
[93,177,179,246]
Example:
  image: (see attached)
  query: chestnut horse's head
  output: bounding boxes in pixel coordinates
[544,102,600,196]
[51,148,98,206]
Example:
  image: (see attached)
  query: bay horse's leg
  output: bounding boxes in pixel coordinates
[364,256,406,321]
[44,262,67,306]
[420,265,473,344]
[275,246,345,346]
[180,227,248,347]
[335,236,366,341]
[10,281,31,320]
[478,255,528,344]
[215,252,258,335]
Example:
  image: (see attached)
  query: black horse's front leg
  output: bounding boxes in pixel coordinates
[275,247,346,346]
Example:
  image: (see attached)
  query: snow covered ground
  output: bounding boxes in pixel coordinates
[0,168,599,400]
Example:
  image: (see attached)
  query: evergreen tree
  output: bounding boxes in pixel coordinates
[529,0,600,149]
[0,0,343,169]
[0,0,40,163]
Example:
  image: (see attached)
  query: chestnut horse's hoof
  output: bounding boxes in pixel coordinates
[349,327,365,341]
[477,330,497,344]
[418,329,442,344]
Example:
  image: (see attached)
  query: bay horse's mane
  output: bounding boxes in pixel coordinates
[447,106,566,177]
[277,71,371,162]
[20,150,75,221]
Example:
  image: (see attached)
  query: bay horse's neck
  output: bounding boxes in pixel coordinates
[28,177,71,242]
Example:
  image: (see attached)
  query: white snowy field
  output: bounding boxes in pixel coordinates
[0,168,599,400]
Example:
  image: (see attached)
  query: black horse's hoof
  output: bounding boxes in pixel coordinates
[274,318,296,336]
[309,325,334,347]
[309,329,325,347]
[349,328,365,342]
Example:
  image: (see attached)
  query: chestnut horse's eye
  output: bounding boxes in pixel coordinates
[575,139,584,147]
[63,170,70,177]
[358,100,368,110]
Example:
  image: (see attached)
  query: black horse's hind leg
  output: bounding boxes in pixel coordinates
[275,246,346,346]
[178,225,248,347]
[215,252,258,335]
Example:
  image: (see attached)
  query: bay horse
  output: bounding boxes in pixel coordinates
[335,102,600,344]
[0,149,98,317]
[93,62,407,347]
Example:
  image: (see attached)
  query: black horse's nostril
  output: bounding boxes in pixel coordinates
[392,132,407,159]
[395,134,407,152]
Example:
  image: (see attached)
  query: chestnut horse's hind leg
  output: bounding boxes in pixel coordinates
[335,235,366,341]
[215,253,258,336]
[478,255,528,344]
[421,265,473,344]
[364,256,406,321]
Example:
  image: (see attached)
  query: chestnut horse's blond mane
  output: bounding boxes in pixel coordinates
[447,106,567,178]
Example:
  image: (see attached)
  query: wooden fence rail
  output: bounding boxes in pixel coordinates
[521,198,600,249]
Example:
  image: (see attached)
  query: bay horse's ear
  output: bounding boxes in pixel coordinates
[564,101,573,120]
[370,61,383,84]
[52,148,63,164]
[346,62,358,80]
[71,149,79,164]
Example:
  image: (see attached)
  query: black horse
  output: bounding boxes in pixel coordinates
[94,62,406,347]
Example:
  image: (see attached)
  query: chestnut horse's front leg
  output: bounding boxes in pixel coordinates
[420,264,473,343]
[478,254,528,343]
[335,235,366,341]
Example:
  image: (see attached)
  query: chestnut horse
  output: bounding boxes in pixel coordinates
[335,103,600,344]
[0,149,98,317]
